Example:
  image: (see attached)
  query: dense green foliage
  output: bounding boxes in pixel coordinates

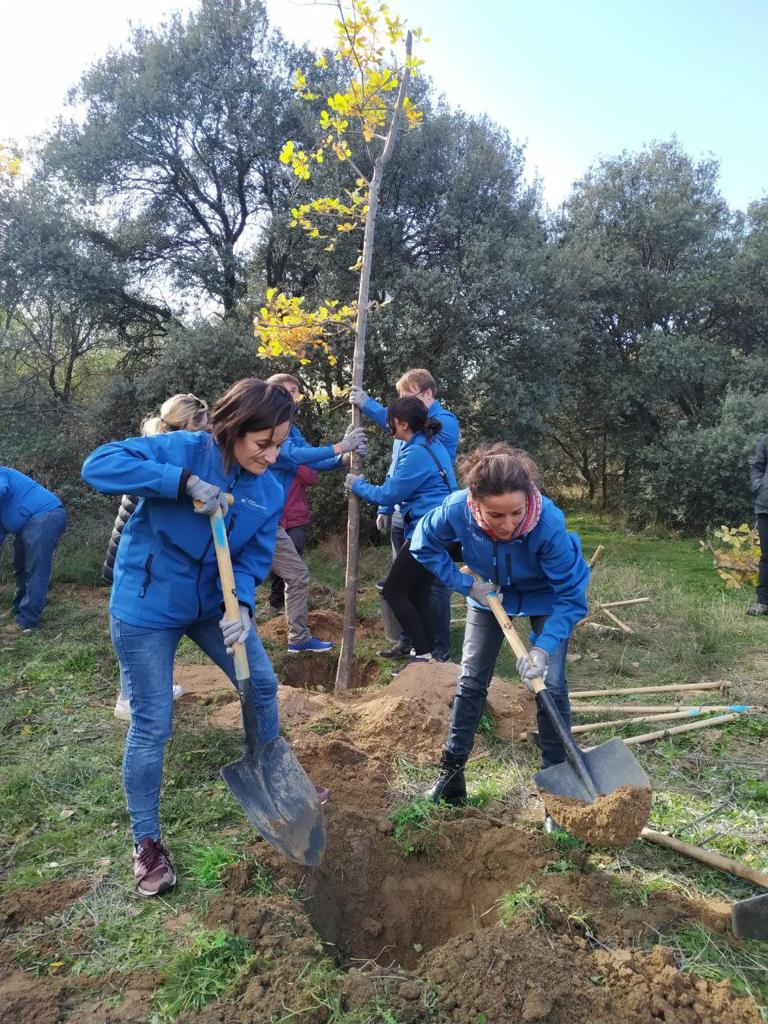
[2,0,767,533]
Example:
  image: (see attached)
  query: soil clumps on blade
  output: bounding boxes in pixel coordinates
[542,784,653,846]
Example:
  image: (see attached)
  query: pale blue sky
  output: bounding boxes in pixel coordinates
[1,0,766,210]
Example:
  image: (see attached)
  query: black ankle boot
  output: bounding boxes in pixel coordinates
[424,751,467,806]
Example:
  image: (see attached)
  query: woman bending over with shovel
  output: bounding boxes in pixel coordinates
[82,378,326,896]
[410,444,589,832]
[345,396,456,667]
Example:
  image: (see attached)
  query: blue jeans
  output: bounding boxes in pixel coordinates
[13,506,68,628]
[391,515,451,660]
[110,614,280,844]
[445,605,572,769]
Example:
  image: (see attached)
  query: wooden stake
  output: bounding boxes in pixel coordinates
[599,597,650,609]
[570,708,746,734]
[600,607,633,634]
[582,621,623,634]
[641,829,768,889]
[588,544,605,568]
[571,703,751,715]
[571,681,729,698]
[621,712,739,746]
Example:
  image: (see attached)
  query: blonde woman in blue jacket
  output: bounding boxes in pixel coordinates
[346,396,456,665]
[410,444,589,830]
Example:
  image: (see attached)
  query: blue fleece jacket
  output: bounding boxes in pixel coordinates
[0,467,62,545]
[360,396,460,516]
[270,424,341,499]
[351,433,457,539]
[81,431,283,629]
[410,489,589,653]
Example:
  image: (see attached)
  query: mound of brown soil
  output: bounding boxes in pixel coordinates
[0,879,91,937]
[175,664,233,701]
[543,785,653,846]
[415,925,760,1024]
[0,969,71,1024]
[259,609,348,645]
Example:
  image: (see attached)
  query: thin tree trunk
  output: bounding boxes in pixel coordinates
[335,31,412,691]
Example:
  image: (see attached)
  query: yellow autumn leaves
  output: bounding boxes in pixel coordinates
[254,0,423,364]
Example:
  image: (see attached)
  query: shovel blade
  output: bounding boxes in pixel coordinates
[221,736,326,866]
[534,737,650,803]
[732,893,768,940]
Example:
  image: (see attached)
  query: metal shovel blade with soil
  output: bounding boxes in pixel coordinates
[468,570,652,845]
[208,505,326,867]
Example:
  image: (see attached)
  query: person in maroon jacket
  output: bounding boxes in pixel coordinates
[269,464,318,611]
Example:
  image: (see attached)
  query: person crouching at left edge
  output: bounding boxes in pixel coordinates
[81,378,326,897]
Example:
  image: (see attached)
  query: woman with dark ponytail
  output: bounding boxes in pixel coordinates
[410,444,589,832]
[345,396,456,665]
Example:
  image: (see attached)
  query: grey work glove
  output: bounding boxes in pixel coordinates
[376,513,391,535]
[349,385,369,408]
[468,579,500,607]
[516,646,550,691]
[219,606,252,654]
[345,472,363,492]
[337,426,367,454]
[186,474,229,516]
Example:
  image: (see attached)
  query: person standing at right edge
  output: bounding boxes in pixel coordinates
[410,445,589,833]
[747,430,768,616]
[350,369,459,661]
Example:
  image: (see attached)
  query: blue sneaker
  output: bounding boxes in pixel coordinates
[287,636,334,654]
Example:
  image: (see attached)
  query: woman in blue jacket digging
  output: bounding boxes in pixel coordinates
[345,396,456,666]
[82,378,323,897]
[410,444,589,831]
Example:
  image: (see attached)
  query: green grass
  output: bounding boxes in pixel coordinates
[388,799,451,860]
[151,928,254,1022]
[669,925,768,1004]
[497,883,547,929]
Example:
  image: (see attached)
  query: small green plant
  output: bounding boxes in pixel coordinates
[497,884,547,929]
[388,799,447,860]
[188,845,244,888]
[477,711,495,739]
[541,858,574,875]
[152,929,254,1021]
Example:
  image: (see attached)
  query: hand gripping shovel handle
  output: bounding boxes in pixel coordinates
[462,567,598,801]
[200,497,260,760]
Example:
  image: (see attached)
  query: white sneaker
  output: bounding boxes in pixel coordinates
[114,685,184,722]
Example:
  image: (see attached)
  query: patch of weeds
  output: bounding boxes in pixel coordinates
[497,883,548,929]
[246,861,279,898]
[274,957,415,1023]
[477,711,495,739]
[609,873,684,908]
[546,828,588,853]
[188,845,244,888]
[540,858,574,875]
[388,799,449,860]
[566,907,596,939]
[668,925,768,1004]
[151,928,254,1022]
[309,711,355,736]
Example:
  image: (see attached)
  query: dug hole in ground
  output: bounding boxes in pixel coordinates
[174,609,760,1024]
[1,605,762,1024]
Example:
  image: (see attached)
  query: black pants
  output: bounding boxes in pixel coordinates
[757,514,768,605]
[381,542,436,656]
[269,525,308,608]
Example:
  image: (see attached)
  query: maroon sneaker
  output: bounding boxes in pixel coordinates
[314,785,330,806]
[133,837,176,897]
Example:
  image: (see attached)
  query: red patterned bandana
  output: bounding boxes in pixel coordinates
[467,487,543,541]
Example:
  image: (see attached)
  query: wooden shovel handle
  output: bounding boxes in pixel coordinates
[641,828,768,889]
[460,567,547,696]
[194,495,249,684]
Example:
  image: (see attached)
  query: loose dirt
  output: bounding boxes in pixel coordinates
[5,656,759,1024]
[0,879,91,938]
[542,785,653,846]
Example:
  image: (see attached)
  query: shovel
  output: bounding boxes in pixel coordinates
[207,503,326,866]
[466,570,649,803]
